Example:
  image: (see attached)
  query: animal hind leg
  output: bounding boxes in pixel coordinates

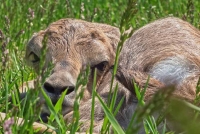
[116,68,164,101]
[173,75,199,102]
[116,68,198,102]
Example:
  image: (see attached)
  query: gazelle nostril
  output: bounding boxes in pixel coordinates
[66,86,74,94]
[44,82,75,95]
[44,82,55,94]
[60,86,74,95]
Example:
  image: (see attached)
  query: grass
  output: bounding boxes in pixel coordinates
[0,0,200,134]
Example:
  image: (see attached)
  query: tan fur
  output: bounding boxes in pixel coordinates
[24,17,200,133]
[119,17,200,102]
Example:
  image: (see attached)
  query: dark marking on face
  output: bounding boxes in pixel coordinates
[60,61,68,67]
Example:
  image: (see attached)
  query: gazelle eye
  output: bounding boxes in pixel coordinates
[29,52,40,63]
[93,61,108,71]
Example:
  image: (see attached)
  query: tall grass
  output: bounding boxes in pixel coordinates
[0,0,200,134]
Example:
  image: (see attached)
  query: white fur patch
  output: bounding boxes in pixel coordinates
[149,57,196,85]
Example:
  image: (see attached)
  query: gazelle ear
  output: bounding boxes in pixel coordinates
[93,23,120,52]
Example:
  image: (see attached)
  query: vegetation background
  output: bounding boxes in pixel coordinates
[0,0,200,133]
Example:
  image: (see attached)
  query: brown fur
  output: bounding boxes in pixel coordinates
[118,17,200,102]
[24,17,200,133]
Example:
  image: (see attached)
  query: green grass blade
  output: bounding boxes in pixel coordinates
[96,93,125,134]
[110,84,119,112]
[40,88,63,129]
[105,95,125,133]
[49,89,67,122]
[140,76,150,102]
[90,69,97,134]
[184,101,200,112]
